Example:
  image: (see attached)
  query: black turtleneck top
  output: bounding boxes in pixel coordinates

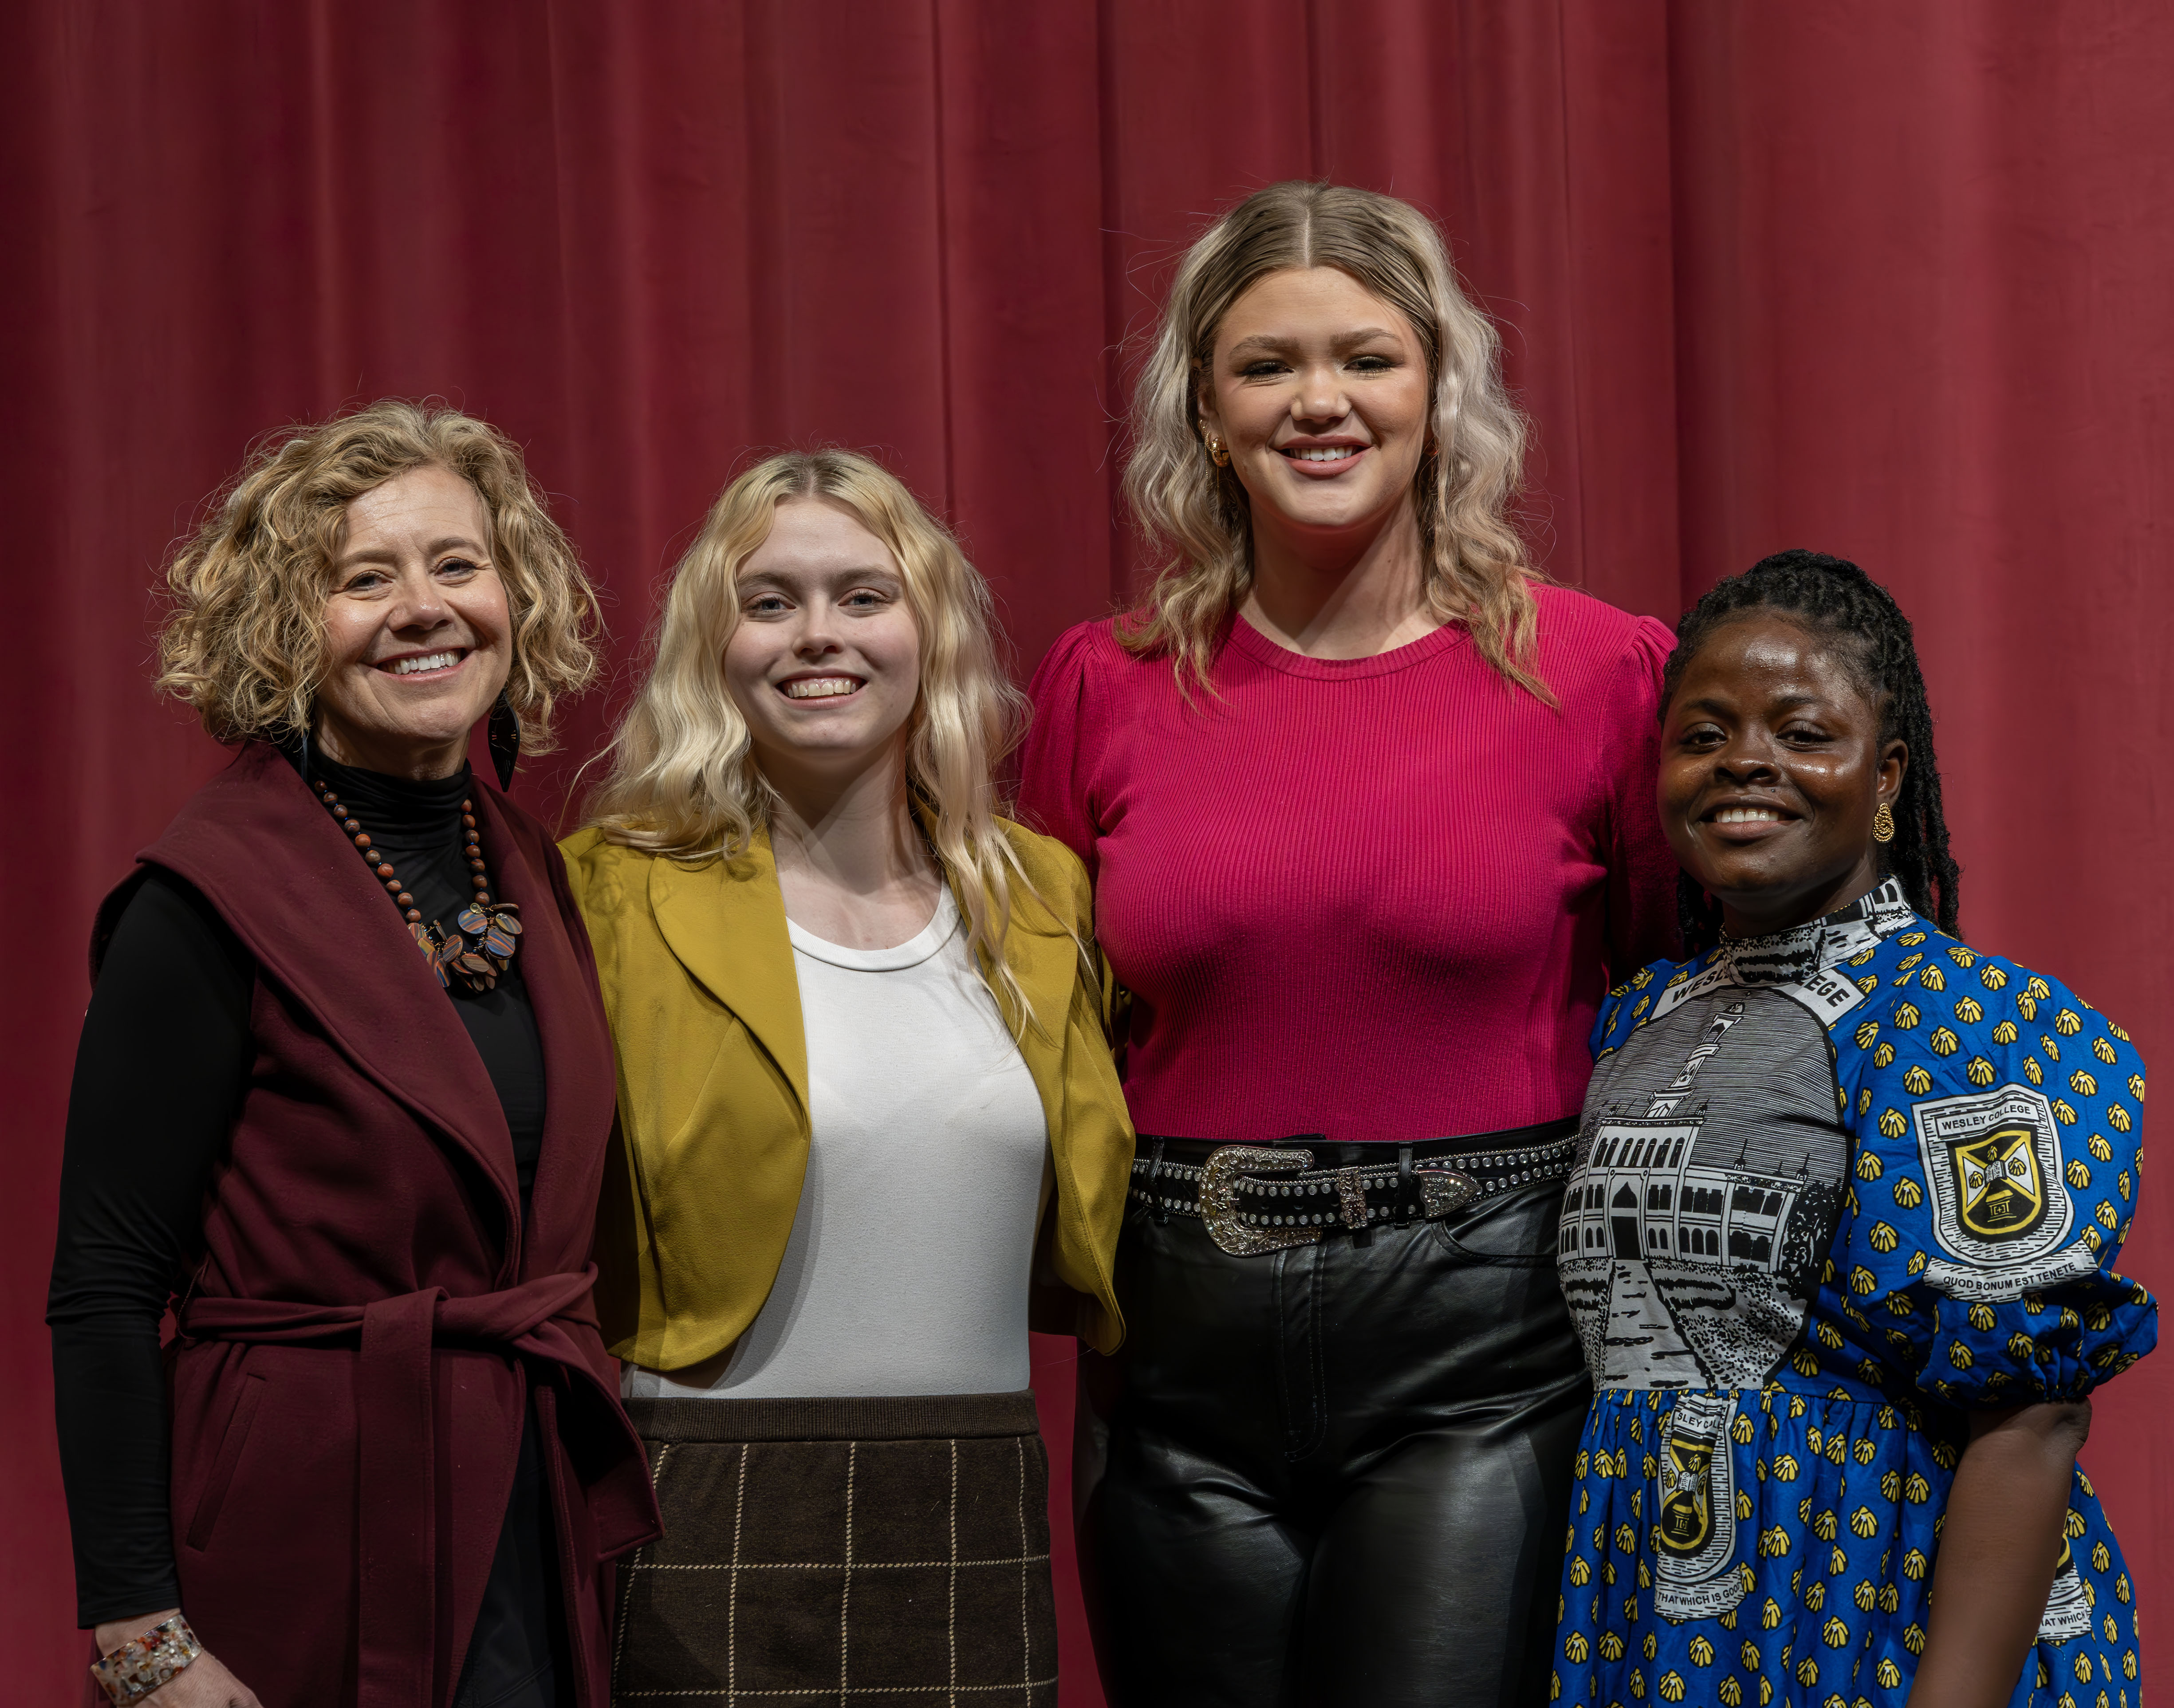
[47,758,548,1628]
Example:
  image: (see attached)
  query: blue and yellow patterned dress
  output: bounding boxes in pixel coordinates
[1552,880,2154,1708]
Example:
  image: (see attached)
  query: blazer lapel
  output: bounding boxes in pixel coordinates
[151,744,521,1231]
[648,827,807,1115]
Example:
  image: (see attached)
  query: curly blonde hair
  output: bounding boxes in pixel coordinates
[1121,180,1548,698]
[155,400,601,752]
[584,449,1066,1029]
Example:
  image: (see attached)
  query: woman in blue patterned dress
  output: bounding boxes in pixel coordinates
[1552,551,2154,1708]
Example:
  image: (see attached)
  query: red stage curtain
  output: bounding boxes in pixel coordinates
[5,5,2169,1703]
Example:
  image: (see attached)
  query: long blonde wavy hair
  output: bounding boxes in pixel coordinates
[585,450,1059,1026]
[1121,180,1548,698]
[155,400,601,751]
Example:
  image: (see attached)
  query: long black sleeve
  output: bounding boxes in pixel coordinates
[48,870,253,1627]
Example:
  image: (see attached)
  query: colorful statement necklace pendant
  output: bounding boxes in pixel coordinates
[314,780,522,994]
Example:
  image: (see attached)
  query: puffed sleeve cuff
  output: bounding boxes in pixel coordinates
[1909,1271,2158,1404]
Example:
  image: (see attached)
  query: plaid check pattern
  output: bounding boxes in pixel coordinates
[613,1394,1057,1706]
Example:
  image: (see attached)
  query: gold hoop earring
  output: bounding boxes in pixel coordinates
[1871,803,1896,843]
[1206,436,1230,467]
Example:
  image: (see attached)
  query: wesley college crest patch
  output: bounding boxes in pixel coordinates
[1651,1393,1744,1619]
[1659,1434,1713,1552]
[1911,1085,2098,1299]
[1953,1124,2047,1240]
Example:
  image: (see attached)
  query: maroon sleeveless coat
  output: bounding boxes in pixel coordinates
[90,743,661,1708]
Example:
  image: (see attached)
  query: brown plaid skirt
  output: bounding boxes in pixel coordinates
[612,1392,1056,1706]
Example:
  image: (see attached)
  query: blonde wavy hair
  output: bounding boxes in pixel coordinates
[155,400,601,751]
[1122,180,1548,698]
[585,450,1059,1026]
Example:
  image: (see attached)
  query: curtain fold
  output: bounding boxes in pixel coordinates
[6,4,2168,1701]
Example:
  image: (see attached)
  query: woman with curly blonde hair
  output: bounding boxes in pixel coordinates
[47,401,658,1708]
[1019,181,1682,1706]
[563,449,1132,1705]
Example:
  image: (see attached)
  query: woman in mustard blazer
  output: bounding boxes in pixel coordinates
[561,449,1130,1706]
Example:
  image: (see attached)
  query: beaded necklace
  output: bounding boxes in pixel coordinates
[313,779,523,992]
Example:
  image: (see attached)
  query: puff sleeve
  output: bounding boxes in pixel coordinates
[1595,616,1682,980]
[1829,944,2156,1405]
[1019,621,1109,881]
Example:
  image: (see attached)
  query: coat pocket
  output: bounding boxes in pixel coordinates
[182,1371,266,1552]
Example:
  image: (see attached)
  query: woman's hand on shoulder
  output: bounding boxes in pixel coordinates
[92,1614,263,1708]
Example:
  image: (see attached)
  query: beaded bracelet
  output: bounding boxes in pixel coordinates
[90,1615,203,1707]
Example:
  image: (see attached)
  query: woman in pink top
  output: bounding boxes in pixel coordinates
[1020,182,1678,1708]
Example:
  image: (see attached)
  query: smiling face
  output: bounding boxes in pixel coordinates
[1659,612,1908,937]
[1197,265,1433,544]
[722,497,922,790]
[314,463,511,779]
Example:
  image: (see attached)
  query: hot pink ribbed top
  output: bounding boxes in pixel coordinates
[1019,585,1679,1143]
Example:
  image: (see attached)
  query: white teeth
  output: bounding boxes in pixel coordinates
[390,651,461,675]
[1715,807,1785,824]
[783,677,860,700]
[1286,446,1357,462]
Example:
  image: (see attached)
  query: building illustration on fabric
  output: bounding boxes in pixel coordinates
[1559,983,1852,1389]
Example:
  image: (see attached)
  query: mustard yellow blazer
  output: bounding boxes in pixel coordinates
[559,820,1132,1371]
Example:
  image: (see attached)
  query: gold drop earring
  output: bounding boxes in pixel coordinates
[1205,432,1231,467]
[1871,802,1896,843]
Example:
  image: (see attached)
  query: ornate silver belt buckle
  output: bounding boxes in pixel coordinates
[1199,1145,1319,1256]
[1198,1146,1486,1256]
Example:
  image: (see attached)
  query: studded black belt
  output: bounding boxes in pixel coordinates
[1129,1121,1579,1256]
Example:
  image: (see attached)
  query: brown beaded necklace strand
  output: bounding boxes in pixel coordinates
[313,779,523,992]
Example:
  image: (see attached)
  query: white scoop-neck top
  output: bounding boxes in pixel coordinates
[624,888,1052,1399]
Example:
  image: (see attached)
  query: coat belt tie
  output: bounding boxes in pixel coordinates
[177,1266,659,1708]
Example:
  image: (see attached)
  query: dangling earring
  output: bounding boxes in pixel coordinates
[1206,434,1231,468]
[488,691,522,791]
[273,718,315,789]
[1871,802,1896,843]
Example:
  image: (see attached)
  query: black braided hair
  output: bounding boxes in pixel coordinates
[1662,549,1960,954]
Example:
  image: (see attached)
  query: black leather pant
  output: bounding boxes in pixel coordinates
[1090,1163,1589,1708]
